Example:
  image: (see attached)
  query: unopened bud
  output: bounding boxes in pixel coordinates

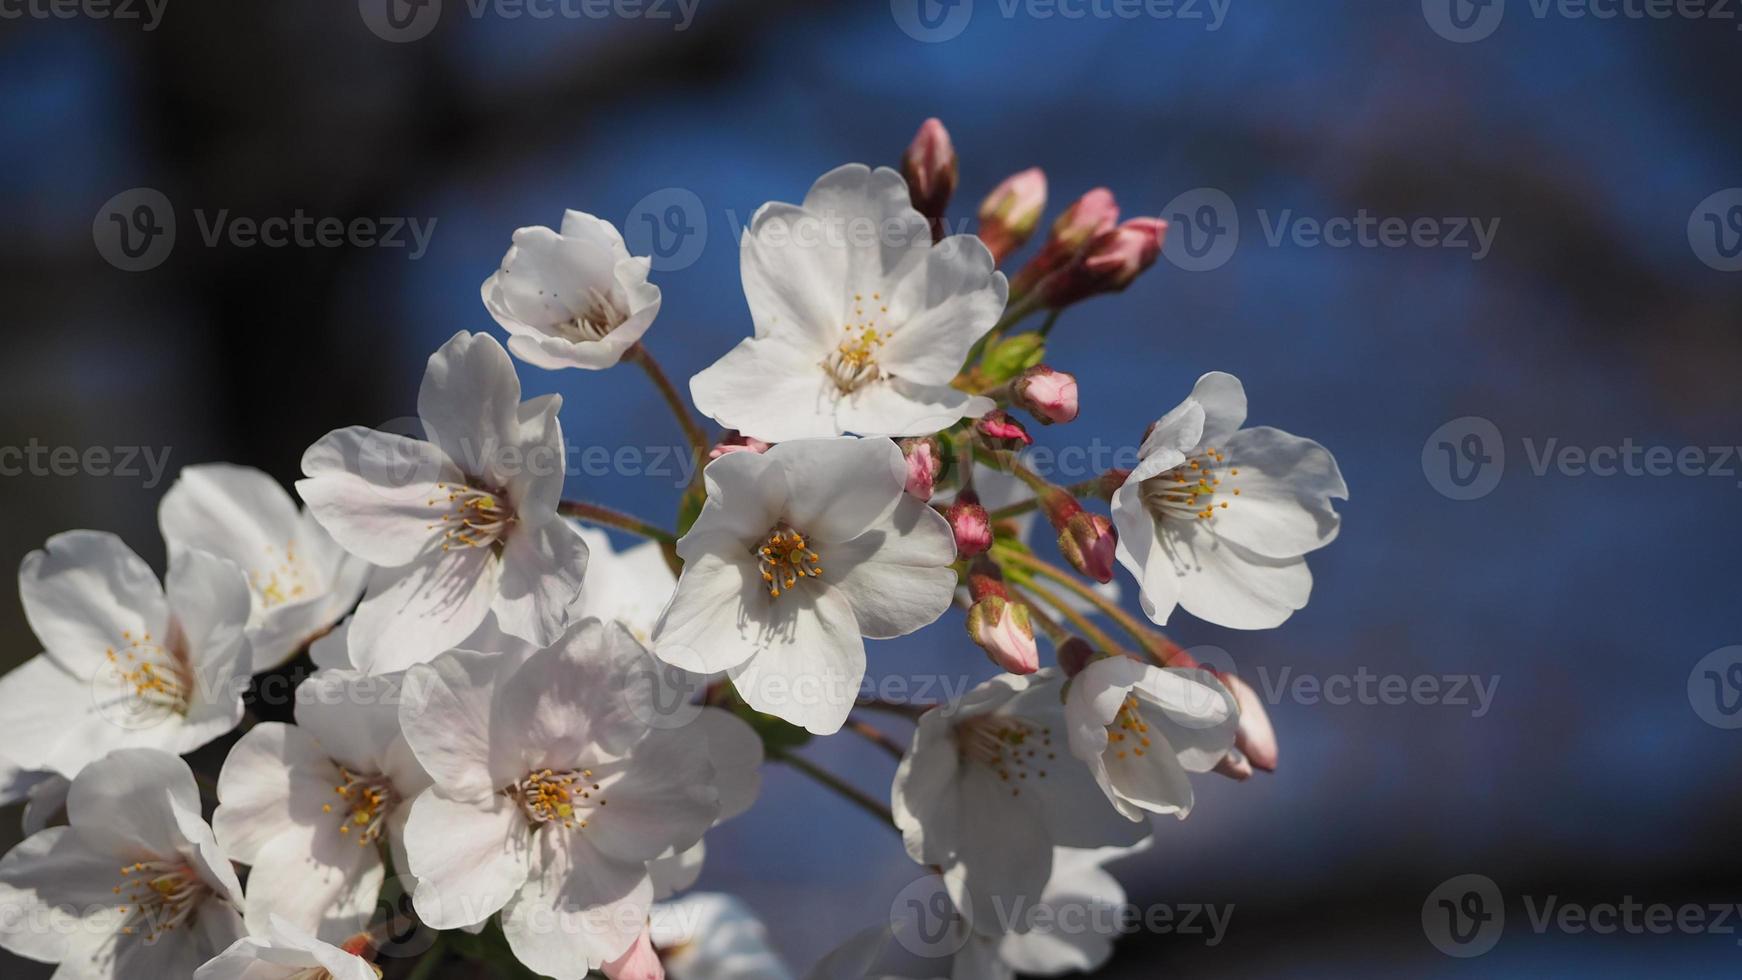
[900,438,941,502]
[976,409,1032,448]
[1213,747,1254,781]
[603,928,663,980]
[1215,670,1277,773]
[1038,217,1167,309]
[1012,365,1078,425]
[946,490,992,559]
[977,167,1047,265]
[1056,637,1095,677]
[901,118,958,242]
[709,431,772,460]
[967,596,1039,675]
[1011,188,1120,297]
[1056,512,1117,583]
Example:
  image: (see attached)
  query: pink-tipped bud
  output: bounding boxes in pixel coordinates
[709,431,772,460]
[977,167,1047,265]
[946,490,992,559]
[967,596,1039,675]
[900,438,941,502]
[1214,670,1277,773]
[1056,637,1095,677]
[902,118,958,242]
[603,928,664,980]
[1057,512,1117,583]
[1011,188,1120,297]
[1012,365,1079,425]
[1213,748,1254,781]
[976,409,1032,447]
[1038,217,1167,309]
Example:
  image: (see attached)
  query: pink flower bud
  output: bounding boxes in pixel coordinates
[976,409,1032,447]
[603,928,664,980]
[709,431,771,460]
[1013,366,1079,425]
[1011,188,1121,297]
[1038,217,1167,309]
[1213,748,1254,781]
[1215,670,1277,772]
[1056,512,1117,583]
[901,118,958,241]
[946,490,992,559]
[966,596,1039,675]
[977,167,1047,265]
[900,438,941,502]
[1056,637,1095,677]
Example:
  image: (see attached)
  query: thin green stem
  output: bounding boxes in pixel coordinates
[1000,547,1183,666]
[772,750,898,831]
[1014,590,1070,645]
[556,500,675,544]
[626,342,711,461]
[1009,577,1127,659]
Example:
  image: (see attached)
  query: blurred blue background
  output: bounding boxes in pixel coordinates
[2,0,1741,975]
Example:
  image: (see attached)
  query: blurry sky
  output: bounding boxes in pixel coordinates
[1,0,1740,975]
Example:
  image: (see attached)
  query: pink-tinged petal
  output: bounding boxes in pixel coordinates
[491,519,590,648]
[500,831,653,977]
[488,620,654,782]
[581,728,717,864]
[404,791,532,930]
[398,650,504,800]
[212,722,341,863]
[347,549,501,675]
[19,530,168,678]
[297,426,460,567]
[242,827,384,943]
[66,748,204,858]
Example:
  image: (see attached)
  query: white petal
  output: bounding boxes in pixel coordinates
[1187,371,1248,446]
[891,713,963,868]
[347,549,501,675]
[945,766,1052,937]
[689,337,840,443]
[582,727,718,863]
[491,519,589,647]
[500,832,653,978]
[798,164,930,309]
[652,545,763,675]
[417,331,525,485]
[827,494,956,639]
[293,670,405,774]
[405,791,532,929]
[158,463,300,581]
[166,548,253,716]
[1169,525,1313,629]
[212,722,340,863]
[0,827,131,964]
[398,651,502,800]
[739,199,849,347]
[486,620,653,782]
[1110,480,1181,626]
[19,530,167,678]
[242,825,384,943]
[647,841,704,901]
[697,707,762,821]
[685,450,788,551]
[876,238,1005,387]
[296,425,459,567]
[833,378,994,438]
[772,437,905,544]
[66,748,204,857]
[726,586,865,736]
[1209,426,1346,558]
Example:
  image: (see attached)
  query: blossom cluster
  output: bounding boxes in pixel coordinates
[0,119,1345,979]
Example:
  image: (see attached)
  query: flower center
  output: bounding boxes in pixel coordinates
[1139,447,1241,523]
[506,768,604,831]
[112,860,211,942]
[430,483,515,551]
[321,768,397,846]
[561,286,627,343]
[101,624,194,718]
[954,715,1054,797]
[821,292,891,394]
[1107,694,1152,760]
[251,539,313,609]
[756,524,823,599]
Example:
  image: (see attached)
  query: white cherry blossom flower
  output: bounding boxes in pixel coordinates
[397,619,720,977]
[159,463,369,672]
[0,531,252,779]
[297,331,589,672]
[651,893,794,980]
[212,669,431,942]
[1062,656,1238,822]
[892,671,1148,938]
[690,164,1006,441]
[482,210,662,371]
[0,749,245,979]
[1110,372,1347,629]
[194,916,375,980]
[571,524,676,646]
[653,438,957,735]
